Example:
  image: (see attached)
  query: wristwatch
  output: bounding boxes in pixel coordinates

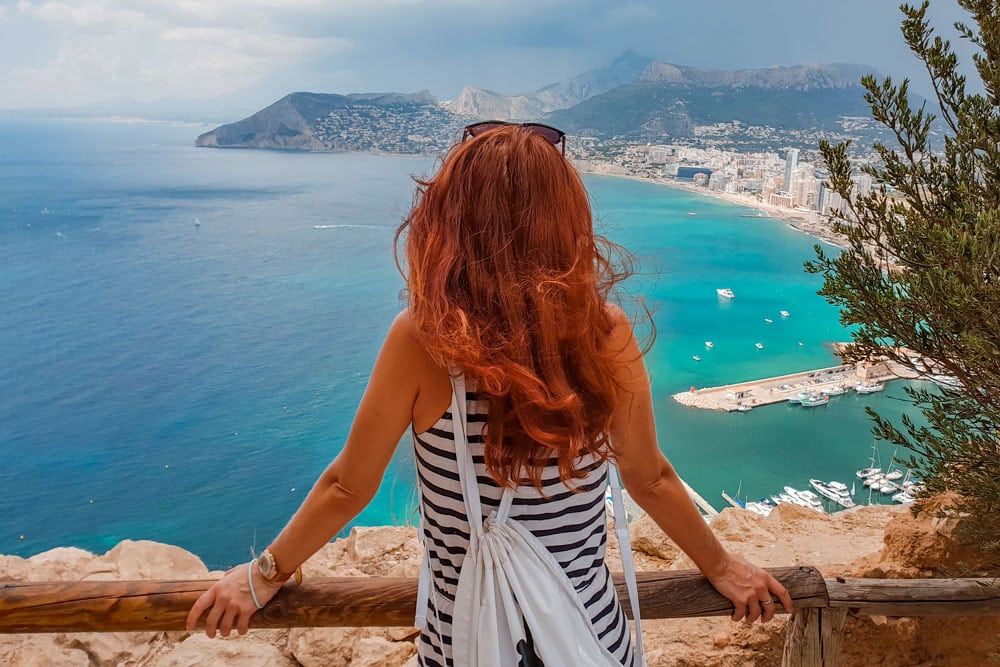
[257,548,302,584]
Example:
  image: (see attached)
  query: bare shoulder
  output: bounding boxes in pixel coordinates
[602,302,648,391]
[602,302,637,349]
[384,309,424,354]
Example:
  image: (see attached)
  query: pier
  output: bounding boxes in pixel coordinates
[673,359,921,412]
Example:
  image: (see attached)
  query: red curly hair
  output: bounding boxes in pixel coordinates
[395,126,634,489]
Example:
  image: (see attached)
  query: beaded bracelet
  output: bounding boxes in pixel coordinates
[247,558,265,609]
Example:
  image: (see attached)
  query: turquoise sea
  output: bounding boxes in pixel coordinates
[0,118,922,568]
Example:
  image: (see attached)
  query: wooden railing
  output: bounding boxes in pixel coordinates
[2,568,998,666]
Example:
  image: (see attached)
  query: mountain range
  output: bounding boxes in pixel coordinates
[195,52,879,152]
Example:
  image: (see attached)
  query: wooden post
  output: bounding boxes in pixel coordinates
[0,567,817,634]
[781,607,847,667]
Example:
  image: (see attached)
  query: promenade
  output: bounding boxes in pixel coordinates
[672,359,921,412]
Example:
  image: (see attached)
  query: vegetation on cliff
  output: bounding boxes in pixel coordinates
[808,0,1000,564]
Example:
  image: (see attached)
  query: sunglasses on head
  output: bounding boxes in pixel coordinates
[462,121,567,156]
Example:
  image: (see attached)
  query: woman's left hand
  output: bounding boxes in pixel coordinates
[186,562,283,638]
[704,552,795,624]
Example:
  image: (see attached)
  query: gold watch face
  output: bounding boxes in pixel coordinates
[258,550,277,580]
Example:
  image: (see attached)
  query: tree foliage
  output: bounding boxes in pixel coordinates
[806,0,1000,564]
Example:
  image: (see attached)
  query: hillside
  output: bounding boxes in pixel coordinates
[195,59,884,154]
[195,90,460,153]
[447,49,651,119]
[547,63,875,141]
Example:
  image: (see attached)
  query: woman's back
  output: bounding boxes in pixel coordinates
[414,376,635,667]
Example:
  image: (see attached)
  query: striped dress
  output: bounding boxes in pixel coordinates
[414,379,636,667]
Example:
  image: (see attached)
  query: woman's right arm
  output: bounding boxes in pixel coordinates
[605,308,793,622]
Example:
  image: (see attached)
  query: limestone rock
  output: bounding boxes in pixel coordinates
[629,515,680,562]
[351,636,416,666]
[2,636,89,667]
[288,627,417,667]
[288,627,355,667]
[60,631,174,665]
[155,634,296,667]
[710,508,775,543]
[16,547,114,581]
[104,540,209,580]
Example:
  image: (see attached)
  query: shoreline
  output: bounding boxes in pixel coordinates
[575,161,849,250]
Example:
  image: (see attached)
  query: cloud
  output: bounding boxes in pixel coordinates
[9,0,349,105]
[0,0,974,109]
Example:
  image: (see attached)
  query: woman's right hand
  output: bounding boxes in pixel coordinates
[186,562,283,638]
[704,552,795,624]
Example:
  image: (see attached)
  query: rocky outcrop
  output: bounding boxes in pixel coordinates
[1,503,996,666]
[446,49,651,120]
[640,62,874,90]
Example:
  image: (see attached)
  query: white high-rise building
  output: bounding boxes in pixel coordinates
[783,148,800,194]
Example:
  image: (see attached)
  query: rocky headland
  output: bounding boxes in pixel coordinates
[2,500,996,666]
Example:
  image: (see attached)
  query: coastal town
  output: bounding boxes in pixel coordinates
[571,136,882,249]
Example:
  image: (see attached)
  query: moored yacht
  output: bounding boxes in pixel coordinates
[820,384,848,396]
[783,486,824,512]
[855,382,885,394]
[809,479,857,509]
[716,287,735,299]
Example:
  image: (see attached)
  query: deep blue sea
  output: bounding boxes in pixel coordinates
[0,118,922,568]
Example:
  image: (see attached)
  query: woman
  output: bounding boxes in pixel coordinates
[187,123,793,665]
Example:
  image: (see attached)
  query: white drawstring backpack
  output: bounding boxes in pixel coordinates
[415,371,647,667]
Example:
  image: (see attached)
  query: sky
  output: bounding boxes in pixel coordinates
[0,0,980,114]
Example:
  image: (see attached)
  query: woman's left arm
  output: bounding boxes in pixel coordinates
[187,310,427,637]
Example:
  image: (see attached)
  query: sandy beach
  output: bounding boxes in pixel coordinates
[575,160,849,249]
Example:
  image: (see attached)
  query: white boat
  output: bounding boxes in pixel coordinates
[783,486,824,511]
[772,493,797,506]
[780,310,790,318]
[764,318,773,324]
[878,480,899,494]
[744,501,772,516]
[736,404,752,412]
[885,469,904,481]
[855,382,885,394]
[820,385,848,396]
[755,342,764,349]
[716,288,735,299]
[692,355,701,362]
[856,467,881,480]
[704,341,714,348]
[801,393,829,407]
[687,212,697,216]
[892,491,916,504]
[787,390,812,403]
[194,216,201,227]
[809,479,857,508]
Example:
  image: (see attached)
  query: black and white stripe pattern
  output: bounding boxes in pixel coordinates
[415,381,635,667]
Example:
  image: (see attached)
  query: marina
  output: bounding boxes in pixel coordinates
[673,357,921,412]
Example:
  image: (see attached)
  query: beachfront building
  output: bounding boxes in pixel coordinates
[788,165,821,209]
[783,148,800,194]
[769,192,794,208]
